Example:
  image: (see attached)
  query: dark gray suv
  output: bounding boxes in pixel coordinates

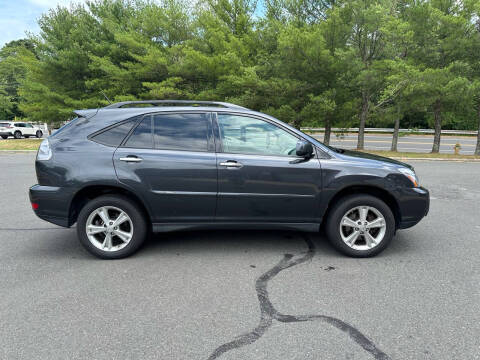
[29,100,429,259]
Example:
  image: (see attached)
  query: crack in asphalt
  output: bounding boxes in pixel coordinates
[207,234,391,360]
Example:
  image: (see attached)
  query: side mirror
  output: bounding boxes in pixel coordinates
[296,140,313,158]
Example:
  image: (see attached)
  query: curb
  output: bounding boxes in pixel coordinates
[392,157,480,162]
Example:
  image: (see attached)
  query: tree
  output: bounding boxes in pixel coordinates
[403,0,477,152]
[0,39,35,119]
[339,0,395,150]
[471,81,480,156]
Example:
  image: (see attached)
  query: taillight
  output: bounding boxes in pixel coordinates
[31,203,39,210]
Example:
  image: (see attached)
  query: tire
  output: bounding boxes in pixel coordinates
[1,135,7,139]
[325,194,395,258]
[36,130,43,138]
[76,195,148,259]
[14,131,22,139]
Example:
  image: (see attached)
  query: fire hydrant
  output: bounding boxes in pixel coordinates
[454,143,461,155]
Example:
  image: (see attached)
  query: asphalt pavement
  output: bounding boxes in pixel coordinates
[0,153,479,360]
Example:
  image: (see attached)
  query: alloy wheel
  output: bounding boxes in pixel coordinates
[339,205,386,251]
[85,206,133,252]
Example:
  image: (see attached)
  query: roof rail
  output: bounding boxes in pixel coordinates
[103,100,248,110]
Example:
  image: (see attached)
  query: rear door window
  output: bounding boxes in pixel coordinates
[153,113,209,152]
[91,118,138,147]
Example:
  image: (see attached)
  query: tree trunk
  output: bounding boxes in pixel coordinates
[431,101,442,153]
[323,116,331,146]
[391,116,400,152]
[357,89,369,150]
[475,101,480,156]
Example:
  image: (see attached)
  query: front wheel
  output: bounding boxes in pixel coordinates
[325,194,395,257]
[77,195,148,259]
[36,130,43,138]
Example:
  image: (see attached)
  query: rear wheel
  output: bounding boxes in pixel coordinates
[1,135,7,139]
[77,195,148,259]
[36,130,43,138]
[325,194,395,257]
[14,131,22,139]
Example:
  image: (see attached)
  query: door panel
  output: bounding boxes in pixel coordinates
[114,148,217,222]
[215,113,322,222]
[113,112,217,222]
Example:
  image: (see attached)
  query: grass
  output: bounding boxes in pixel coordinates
[0,138,43,150]
[360,150,480,160]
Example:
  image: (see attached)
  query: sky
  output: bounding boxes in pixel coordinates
[0,0,88,47]
[0,0,266,48]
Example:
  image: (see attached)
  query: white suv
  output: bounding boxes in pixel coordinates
[0,122,43,139]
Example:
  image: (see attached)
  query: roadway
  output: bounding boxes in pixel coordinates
[311,133,479,154]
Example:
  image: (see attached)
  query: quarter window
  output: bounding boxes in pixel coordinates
[153,113,209,152]
[91,118,138,147]
[217,114,299,156]
[124,117,153,148]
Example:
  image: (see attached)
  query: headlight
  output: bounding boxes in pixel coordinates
[37,139,52,161]
[398,167,419,187]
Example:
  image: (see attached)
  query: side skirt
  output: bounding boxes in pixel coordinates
[152,222,320,233]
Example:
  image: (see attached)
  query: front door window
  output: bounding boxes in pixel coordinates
[217,114,298,156]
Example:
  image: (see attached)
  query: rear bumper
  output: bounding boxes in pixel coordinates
[29,185,74,227]
[398,186,429,229]
[0,132,12,136]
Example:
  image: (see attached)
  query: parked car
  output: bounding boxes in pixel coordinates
[29,100,429,259]
[0,121,43,139]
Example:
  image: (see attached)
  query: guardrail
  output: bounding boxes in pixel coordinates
[300,127,479,136]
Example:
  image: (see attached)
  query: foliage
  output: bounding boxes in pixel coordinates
[0,0,479,149]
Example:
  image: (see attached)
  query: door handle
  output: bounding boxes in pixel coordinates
[219,160,243,168]
[119,156,143,163]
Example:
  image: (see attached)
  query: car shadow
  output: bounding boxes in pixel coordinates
[28,226,418,260]
[144,229,337,256]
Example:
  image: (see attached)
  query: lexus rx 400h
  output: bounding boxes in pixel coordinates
[30,100,429,259]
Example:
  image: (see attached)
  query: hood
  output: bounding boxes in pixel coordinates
[331,148,413,170]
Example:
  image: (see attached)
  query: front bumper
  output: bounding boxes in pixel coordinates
[29,185,75,227]
[398,186,429,229]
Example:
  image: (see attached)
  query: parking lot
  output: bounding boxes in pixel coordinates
[0,152,479,360]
